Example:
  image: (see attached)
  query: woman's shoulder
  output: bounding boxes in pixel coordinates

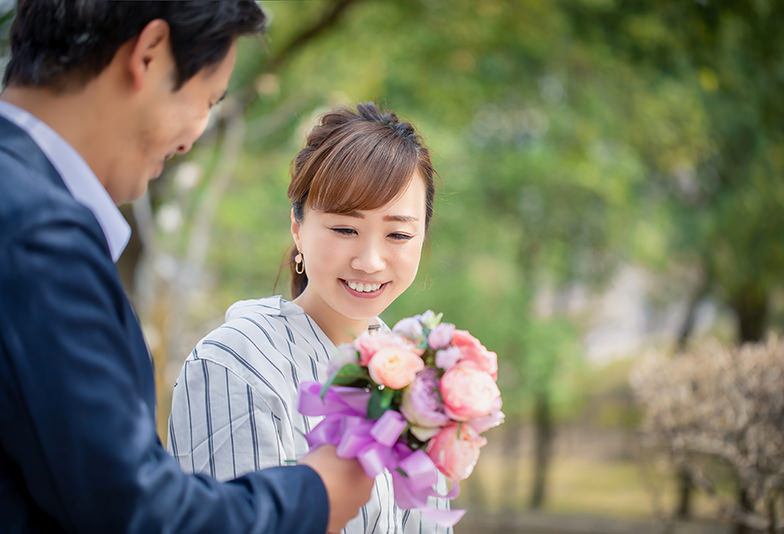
[224,295,283,320]
[188,296,300,371]
[223,294,308,320]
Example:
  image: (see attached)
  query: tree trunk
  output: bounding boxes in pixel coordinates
[530,391,553,509]
[116,205,144,301]
[731,286,768,534]
[674,272,710,519]
[735,487,755,534]
[731,285,768,343]
[766,494,776,534]
[675,469,693,519]
[500,419,522,507]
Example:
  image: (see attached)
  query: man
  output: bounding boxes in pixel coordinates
[0,1,372,532]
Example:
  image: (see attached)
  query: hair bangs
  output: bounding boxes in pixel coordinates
[306,129,418,215]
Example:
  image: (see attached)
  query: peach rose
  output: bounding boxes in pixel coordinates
[440,363,500,421]
[367,346,425,389]
[451,329,498,380]
[426,422,487,481]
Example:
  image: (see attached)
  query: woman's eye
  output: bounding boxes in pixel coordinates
[331,227,356,236]
[389,233,414,241]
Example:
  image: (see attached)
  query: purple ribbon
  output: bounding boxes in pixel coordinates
[297,381,466,526]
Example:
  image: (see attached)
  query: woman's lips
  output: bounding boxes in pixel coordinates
[341,279,388,299]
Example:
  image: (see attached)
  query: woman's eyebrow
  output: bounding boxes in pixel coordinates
[332,211,419,223]
[384,215,419,223]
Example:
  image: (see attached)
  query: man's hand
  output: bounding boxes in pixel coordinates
[300,445,374,532]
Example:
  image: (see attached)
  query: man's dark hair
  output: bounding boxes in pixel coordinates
[3,0,266,91]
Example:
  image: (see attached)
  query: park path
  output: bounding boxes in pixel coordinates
[456,510,731,534]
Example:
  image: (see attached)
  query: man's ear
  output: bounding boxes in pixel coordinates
[128,19,171,91]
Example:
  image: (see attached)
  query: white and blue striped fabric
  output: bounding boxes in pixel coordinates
[168,295,452,533]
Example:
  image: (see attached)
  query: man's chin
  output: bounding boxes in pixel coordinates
[117,182,150,206]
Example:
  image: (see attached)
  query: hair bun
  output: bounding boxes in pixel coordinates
[356,102,384,122]
[392,122,414,137]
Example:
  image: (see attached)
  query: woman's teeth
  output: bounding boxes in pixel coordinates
[345,281,383,293]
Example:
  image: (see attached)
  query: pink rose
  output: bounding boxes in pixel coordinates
[468,410,506,434]
[368,346,425,389]
[440,363,500,421]
[426,422,487,481]
[355,332,414,366]
[451,329,498,380]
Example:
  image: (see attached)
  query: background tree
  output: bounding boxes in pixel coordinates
[2,0,782,530]
[562,1,784,525]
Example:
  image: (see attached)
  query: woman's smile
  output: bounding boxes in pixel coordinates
[341,279,389,298]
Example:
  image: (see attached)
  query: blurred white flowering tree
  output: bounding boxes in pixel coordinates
[632,338,784,533]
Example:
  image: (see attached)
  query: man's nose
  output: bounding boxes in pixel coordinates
[176,142,193,155]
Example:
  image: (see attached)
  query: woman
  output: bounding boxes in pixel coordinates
[168,102,451,533]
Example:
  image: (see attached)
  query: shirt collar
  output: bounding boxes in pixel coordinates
[0,100,130,262]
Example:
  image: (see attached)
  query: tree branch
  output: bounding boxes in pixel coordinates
[265,0,365,73]
[234,0,367,113]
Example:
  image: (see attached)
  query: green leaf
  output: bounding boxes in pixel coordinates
[320,363,369,399]
[366,386,396,420]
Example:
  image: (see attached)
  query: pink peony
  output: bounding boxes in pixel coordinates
[426,422,487,481]
[355,332,414,366]
[428,322,455,350]
[440,363,500,421]
[368,346,425,389]
[400,368,450,428]
[435,347,462,371]
[392,317,424,343]
[451,330,498,380]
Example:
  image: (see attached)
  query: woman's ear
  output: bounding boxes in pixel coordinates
[290,208,302,250]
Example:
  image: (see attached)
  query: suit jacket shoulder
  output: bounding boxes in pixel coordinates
[0,116,328,533]
[0,117,109,258]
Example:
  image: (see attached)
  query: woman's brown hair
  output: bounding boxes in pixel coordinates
[288,102,435,298]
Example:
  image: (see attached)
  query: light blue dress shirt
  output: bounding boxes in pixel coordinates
[0,100,130,261]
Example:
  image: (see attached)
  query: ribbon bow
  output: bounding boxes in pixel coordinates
[297,381,464,526]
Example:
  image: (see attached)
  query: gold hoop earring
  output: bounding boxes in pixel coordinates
[295,252,305,275]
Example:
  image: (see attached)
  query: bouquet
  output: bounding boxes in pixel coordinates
[297,311,504,526]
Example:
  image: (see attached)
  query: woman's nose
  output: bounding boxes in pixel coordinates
[351,242,386,273]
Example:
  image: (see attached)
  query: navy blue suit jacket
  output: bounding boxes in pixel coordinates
[0,116,328,533]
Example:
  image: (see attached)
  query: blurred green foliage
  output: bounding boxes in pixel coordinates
[1,0,781,517]
[152,0,783,422]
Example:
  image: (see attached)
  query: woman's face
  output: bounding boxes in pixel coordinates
[292,172,427,328]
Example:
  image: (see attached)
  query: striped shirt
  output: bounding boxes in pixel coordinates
[168,296,452,533]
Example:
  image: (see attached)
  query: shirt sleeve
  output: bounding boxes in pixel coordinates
[0,212,328,533]
[168,355,296,481]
